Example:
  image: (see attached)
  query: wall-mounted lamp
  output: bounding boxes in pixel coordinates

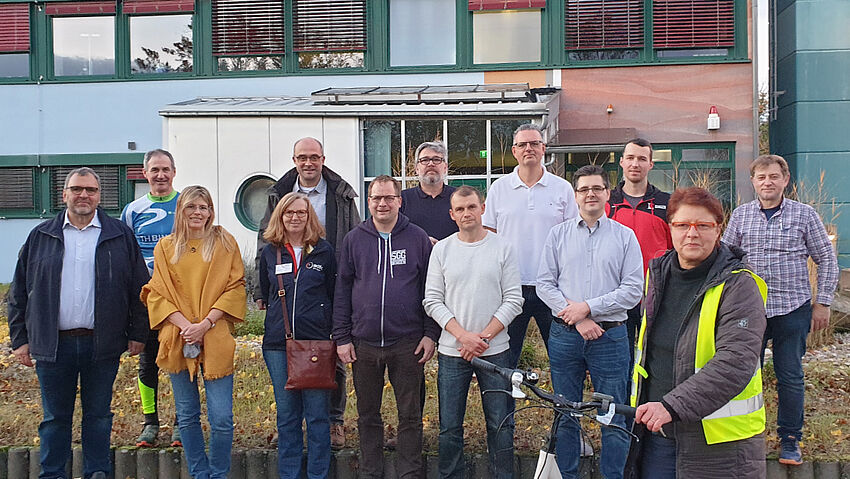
[606,104,614,114]
[707,106,721,130]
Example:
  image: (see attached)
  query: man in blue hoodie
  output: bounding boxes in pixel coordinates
[334,175,440,479]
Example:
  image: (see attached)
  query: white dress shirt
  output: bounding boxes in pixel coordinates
[59,212,101,330]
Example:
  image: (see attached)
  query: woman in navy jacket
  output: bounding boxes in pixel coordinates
[258,192,337,479]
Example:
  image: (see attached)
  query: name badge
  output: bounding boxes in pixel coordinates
[275,263,293,275]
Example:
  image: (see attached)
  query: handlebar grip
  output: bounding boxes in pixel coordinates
[469,356,513,381]
[614,404,637,418]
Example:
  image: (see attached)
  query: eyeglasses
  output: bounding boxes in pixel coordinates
[283,210,308,218]
[670,221,718,233]
[66,186,99,195]
[295,155,323,163]
[417,156,445,165]
[513,140,544,149]
[184,204,210,213]
[575,186,607,194]
[369,195,399,204]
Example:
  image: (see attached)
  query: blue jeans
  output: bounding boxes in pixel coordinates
[35,335,119,479]
[438,351,514,479]
[507,286,553,368]
[762,301,811,442]
[549,322,630,479]
[263,349,331,479]
[170,370,233,479]
[639,434,676,479]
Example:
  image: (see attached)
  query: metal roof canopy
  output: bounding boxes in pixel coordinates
[159,84,560,118]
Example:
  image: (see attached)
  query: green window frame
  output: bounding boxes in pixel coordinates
[647,142,736,206]
[0,0,750,85]
[0,153,143,218]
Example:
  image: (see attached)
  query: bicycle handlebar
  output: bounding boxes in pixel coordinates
[469,356,636,419]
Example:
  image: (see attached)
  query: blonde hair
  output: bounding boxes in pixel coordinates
[263,192,325,248]
[171,186,234,263]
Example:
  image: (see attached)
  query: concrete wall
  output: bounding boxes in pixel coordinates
[771,0,850,265]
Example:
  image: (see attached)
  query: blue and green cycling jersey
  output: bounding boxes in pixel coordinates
[120,190,179,274]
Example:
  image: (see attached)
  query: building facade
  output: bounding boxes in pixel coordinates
[0,0,758,281]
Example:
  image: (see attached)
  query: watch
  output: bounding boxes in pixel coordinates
[205,317,216,328]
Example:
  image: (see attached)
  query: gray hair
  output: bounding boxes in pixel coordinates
[144,149,175,170]
[414,141,448,162]
[512,123,545,143]
[64,167,101,189]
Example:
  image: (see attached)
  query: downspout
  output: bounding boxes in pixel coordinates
[752,0,760,163]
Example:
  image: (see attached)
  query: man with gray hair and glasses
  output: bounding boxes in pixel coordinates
[401,140,459,245]
[8,167,149,479]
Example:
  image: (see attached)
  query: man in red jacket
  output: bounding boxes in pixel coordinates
[606,138,672,363]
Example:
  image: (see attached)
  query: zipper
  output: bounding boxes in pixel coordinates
[380,237,388,347]
[291,273,299,340]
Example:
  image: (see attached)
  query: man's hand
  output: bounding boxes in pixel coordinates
[575,319,604,341]
[12,344,33,367]
[812,303,830,332]
[635,401,673,433]
[415,336,436,364]
[337,343,357,364]
[456,331,489,361]
[256,299,266,310]
[429,236,439,246]
[127,340,145,356]
[558,301,591,325]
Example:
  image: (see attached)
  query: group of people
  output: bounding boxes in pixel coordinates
[6,122,838,479]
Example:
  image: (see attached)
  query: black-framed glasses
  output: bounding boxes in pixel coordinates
[66,186,99,195]
[575,186,607,194]
[417,156,445,165]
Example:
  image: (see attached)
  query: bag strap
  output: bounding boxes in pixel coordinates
[276,247,293,340]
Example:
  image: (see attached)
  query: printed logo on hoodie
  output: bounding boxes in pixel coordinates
[391,249,407,266]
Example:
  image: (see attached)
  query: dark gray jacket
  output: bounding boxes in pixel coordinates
[255,165,359,299]
[7,209,150,361]
[626,244,767,479]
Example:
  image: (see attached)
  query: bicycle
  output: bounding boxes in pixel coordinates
[469,356,637,479]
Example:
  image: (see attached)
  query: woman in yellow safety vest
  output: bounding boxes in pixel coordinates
[624,187,768,479]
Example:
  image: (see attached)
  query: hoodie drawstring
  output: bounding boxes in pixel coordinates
[388,233,394,279]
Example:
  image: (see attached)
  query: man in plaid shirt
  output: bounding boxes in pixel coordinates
[723,154,838,466]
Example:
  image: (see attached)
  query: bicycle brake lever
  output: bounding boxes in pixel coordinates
[510,371,526,399]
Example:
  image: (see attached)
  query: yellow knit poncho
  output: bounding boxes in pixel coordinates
[141,229,247,380]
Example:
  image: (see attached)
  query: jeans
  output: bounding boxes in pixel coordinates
[438,351,514,479]
[639,434,677,479]
[762,301,811,442]
[549,322,630,479]
[170,370,233,479]
[352,338,424,479]
[507,286,553,368]
[35,335,119,479]
[263,349,331,479]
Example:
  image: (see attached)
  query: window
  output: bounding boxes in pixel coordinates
[472,9,541,64]
[389,0,455,67]
[234,174,275,231]
[212,0,285,71]
[0,167,35,210]
[47,2,117,77]
[653,0,735,57]
[293,0,366,69]
[50,165,121,211]
[647,143,734,205]
[565,0,643,61]
[0,4,30,78]
[363,117,534,204]
[126,0,194,74]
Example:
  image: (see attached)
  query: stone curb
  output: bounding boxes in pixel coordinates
[0,447,848,478]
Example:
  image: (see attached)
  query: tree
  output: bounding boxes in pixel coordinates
[758,87,770,155]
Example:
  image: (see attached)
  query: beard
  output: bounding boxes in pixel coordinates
[420,172,445,186]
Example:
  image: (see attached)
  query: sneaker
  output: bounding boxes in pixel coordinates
[778,436,802,465]
[330,423,345,450]
[135,424,159,447]
[170,426,182,448]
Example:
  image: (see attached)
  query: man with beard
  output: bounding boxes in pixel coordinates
[401,141,458,245]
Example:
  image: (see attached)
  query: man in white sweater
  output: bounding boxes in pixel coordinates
[423,186,524,479]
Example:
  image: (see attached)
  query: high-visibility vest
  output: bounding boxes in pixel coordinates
[630,269,768,445]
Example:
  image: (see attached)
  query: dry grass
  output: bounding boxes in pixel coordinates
[2,292,850,460]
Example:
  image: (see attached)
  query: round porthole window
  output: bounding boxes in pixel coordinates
[234,175,276,231]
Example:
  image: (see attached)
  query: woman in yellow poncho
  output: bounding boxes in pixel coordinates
[141,185,246,479]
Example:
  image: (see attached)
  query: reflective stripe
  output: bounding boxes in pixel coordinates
[703,393,764,421]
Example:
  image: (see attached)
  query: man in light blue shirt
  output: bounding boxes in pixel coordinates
[536,165,643,479]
